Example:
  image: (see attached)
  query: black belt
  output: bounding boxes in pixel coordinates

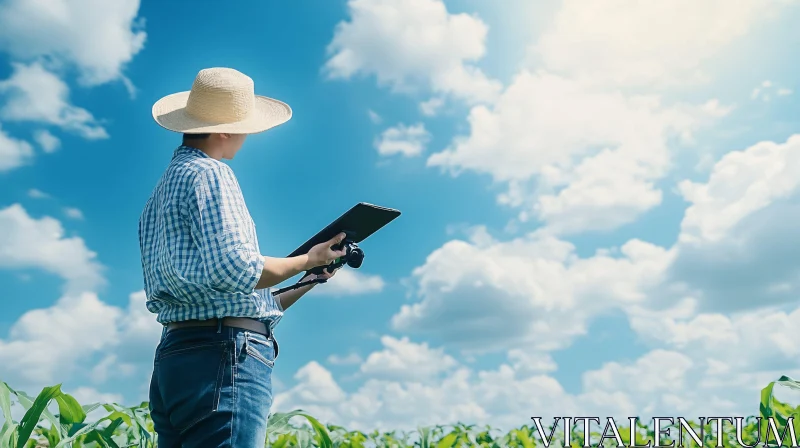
[166,317,269,336]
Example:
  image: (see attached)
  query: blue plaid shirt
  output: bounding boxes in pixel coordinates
[138,145,283,331]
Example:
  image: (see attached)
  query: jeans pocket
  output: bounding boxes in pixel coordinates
[156,339,229,433]
[241,332,275,368]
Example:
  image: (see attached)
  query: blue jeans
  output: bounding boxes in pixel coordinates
[148,324,279,447]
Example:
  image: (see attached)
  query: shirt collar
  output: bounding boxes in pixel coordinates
[174,145,211,159]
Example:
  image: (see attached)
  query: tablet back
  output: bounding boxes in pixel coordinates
[287,202,401,257]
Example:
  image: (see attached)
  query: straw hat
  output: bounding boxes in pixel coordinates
[152,67,292,134]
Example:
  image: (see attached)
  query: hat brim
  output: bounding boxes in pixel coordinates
[152,91,292,134]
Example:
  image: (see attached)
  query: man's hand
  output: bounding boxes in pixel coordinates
[316,266,340,281]
[257,233,347,289]
[305,232,348,270]
[301,266,341,283]
[277,266,342,311]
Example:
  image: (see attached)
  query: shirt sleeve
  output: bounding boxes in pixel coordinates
[188,165,265,295]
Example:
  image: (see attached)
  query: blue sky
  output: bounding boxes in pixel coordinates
[1,0,800,433]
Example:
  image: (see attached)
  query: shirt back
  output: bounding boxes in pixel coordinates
[138,145,283,331]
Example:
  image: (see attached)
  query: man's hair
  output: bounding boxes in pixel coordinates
[182,133,210,145]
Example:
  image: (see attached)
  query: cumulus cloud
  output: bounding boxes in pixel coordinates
[0,204,104,294]
[531,0,786,87]
[0,292,122,386]
[323,0,501,104]
[0,62,108,139]
[0,290,161,396]
[0,123,34,172]
[0,0,146,88]
[427,72,726,234]
[391,226,671,353]
[327,353,363,365]
[310,269,385,297]
[375,123,431,157]
[420,97,444,116]
[678,135,800,244]
[668,135,800,312]
[63,207,84,220]
[418,0,786,234]
[751,80,794,102]
[367,109,382,124]
[628,301,800,375]
[400,134,800,355]
[27,189,50,199]
[274,336,782,433]
[33,130,61,153]
[368,130,800,432]
[359,336,458,382]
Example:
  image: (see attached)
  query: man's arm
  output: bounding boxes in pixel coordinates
[256,232,347,289]
[274,282,314,311]
[255,255,310,289]
[189,165,346,294]
[273,268,339,310]
[189,166,269,295]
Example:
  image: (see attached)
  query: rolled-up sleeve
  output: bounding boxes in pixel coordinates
[188,165,264,295]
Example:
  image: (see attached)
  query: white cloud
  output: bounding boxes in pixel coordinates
[629,302,800,373]
[584,350,693,395]
[0,123,34,172]
[678,135,800,244]
[274,337,783,433]
[0,290,161,397]
[0,204,104,294]
[324,0,501,104]
[375,123,431,157]
[403,133,800,354]
[63,207,84,220]
[701,98,735,117]
[359,336,458,381]
[311,269,385,297]
[427,71,721,234]
[275,359,492,432]
[415,0,783,235]
[420,97,444,116]
[114,291,163,367]
[90,354,136,384]
[0,0,146,88]
[33,129,60,153]
[391,227,671,353]
[532,0,787,87]
[0,292,122,387]
[68,387,124,407]
[274,361,347,409]
[751,80,794,102]
[367,109,382,124]
[662,134,800,312]
[27,189,50,199]
[0,62,108,139]
[506,349,557,375]
[327,353,363,365]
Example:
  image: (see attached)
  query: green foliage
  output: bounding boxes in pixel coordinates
[0,376,799,447]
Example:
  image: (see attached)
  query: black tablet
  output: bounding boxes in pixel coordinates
[287,202,401,257]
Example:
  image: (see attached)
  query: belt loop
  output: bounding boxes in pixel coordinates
[216,318,223,334]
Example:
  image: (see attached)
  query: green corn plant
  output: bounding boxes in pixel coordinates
[266,410,333,447]
[759,375,800,448]
[2,376,800,447]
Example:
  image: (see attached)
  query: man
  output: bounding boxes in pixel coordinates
[139,67,347,447]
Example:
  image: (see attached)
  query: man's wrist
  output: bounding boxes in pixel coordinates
[302,253,326,272]
[299,272,318,283]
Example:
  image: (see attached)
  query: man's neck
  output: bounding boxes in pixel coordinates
[184,141,225,160]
